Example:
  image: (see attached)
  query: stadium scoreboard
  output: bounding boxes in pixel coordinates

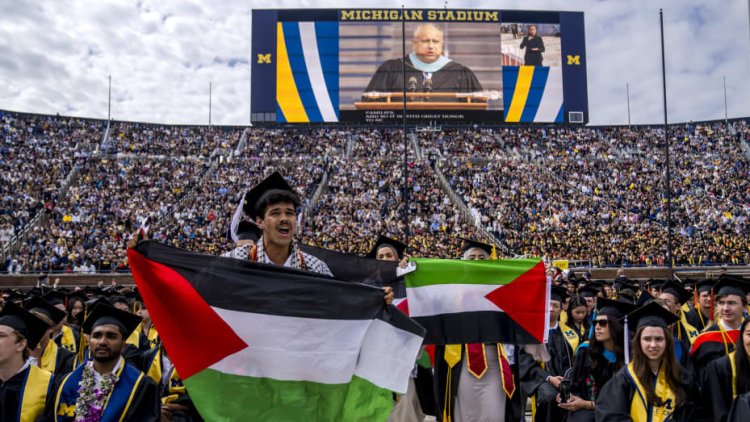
[251,9,588,125]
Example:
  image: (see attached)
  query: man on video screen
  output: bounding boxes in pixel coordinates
[363,23,483,101]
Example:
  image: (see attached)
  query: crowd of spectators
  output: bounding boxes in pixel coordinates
[1,108,749,273]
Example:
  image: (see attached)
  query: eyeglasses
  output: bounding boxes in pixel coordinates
[593,319,609,328]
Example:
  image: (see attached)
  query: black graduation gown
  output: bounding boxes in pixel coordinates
[690,324,736,381]
[566,346,622,422]
[685,307,710,332]
[46,346,76,378]
[1,365,55,422]
[140,347,204,422]
[700,355,734,422]
[728,392,750,422]
[364,56,483,99]
[519,327,574,422]
[595,365,697,421]
[53,325,81,354]
[519,36,545,66]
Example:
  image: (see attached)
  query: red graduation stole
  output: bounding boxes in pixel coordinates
[465,343,515,397]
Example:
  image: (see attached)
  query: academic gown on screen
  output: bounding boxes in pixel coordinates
[595,362,697,422]
[363,56,483,100]
[0,364,55,422]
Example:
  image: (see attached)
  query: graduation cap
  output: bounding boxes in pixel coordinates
[109,295,130,307]
[235,221,262,242]
[82,304,142,338]
[3,291,26,304]
[713,275,750,298]
[577,285,599,298]
[625,301,680,330]
[26,287,44,297]
[596,298,636,319]
[692,279,714,295]
[367,235,407,260]
[42,291,67,307]
[241,171,299,221]
[659,280,692,305]
[25,296,67,325]
[617,291,637,304]
[66,290,88,304]
[0,301,51,350]
[460,238,493,257]
[550,285,570,303]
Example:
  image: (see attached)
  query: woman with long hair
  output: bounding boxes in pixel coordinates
[596,302,697,421]
[702,318,750,421]
[559,298,635,421]
[561,295,590,351]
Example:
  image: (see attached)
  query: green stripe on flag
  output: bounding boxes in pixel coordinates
[406,258,541,288]
[185,369,394,421]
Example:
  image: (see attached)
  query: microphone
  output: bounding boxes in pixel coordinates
[408,77,417,92]
[422,73,432,102]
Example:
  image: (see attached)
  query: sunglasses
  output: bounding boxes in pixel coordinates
[593,319,609,328]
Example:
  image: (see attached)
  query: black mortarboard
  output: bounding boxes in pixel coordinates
[242,171,298,221]
[618,291,637,304]
[596,298,636,319]
[660,280,692,305]
[109,295,130,307]
[368,235,407,259]
[3,291,26,304]
[551,285,570,303]
[693,279,713,295]
[42,291,67,307]
[25,296,67,325]
[602,279,615,286]
[82,304,141,337]
[646,279,666,290]
[625,301,680,330]
[577,285,599,298]
[67,291,88,303]
[460,238,494,256]
[27,287,43,297]
[236,221,262,242]
[713,275,750,298]
[0,302,51,349]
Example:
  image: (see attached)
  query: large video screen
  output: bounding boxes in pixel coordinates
[251,9,588,124]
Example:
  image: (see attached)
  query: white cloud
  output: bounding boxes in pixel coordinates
[0,0,748,125]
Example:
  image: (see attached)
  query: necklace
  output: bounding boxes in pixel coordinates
[74,364,119,421]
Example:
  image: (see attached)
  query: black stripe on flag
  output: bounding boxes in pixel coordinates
[414,311,540,345]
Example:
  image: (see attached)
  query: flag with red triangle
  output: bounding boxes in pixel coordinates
[404,258,550,344]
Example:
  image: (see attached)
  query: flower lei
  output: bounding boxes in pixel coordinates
[74,364,119,422]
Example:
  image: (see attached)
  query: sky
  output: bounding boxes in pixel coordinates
[1,0,748,126]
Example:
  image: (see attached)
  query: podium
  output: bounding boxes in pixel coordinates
[354,92,490,110]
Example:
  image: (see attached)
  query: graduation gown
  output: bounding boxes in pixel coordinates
[433,343,518,422]
[728,392,750,422]
[38,341,76,378]
[364,56,483,99]
[141,346,204,422]
[53,325,80,354]
[700,354,738,422]
[566,345,623,422]
[595,362,697,421]
[689,323,739,380]
[0,364,55,422]
[48,357,160,422]
[685,307,710,332]
[519,325,575,422]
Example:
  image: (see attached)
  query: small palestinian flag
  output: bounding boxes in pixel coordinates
[403,258,549,344]
[128,241,425,421]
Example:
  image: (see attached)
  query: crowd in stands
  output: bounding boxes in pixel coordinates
[1,108,749,273]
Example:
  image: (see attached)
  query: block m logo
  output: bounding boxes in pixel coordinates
[567,55,581,65]
[257,53,272,64]
[58,403,76,417]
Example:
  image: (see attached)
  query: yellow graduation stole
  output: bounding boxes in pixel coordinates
[60,325,77,353]
[560,311,569,325]
[126,323,159,349]
[19,365,54,422]
[625,363,677,422]
[39,340,59,373]
[679,312,699,344]
[145,347,187,404]
[729,351,737,399]
[559,321,582,352]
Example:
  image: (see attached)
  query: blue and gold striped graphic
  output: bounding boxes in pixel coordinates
[276,21,339,123]
[502,66,563,123]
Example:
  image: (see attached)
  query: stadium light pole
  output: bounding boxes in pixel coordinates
[108,75,112,121]
[626,83,631,129]
[401,5,410,238]
[723,76,728,123]
[659,9,673,270]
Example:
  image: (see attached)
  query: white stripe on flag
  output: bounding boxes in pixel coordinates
[298,22,338,122]
[534,66,563,122]
[406,284,504,317]
[209,307,420,393]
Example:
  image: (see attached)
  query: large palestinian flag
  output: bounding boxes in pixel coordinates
[403,258,549,344]
[127,241,425,421]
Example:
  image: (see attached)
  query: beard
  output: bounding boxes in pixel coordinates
[92,345,120,364]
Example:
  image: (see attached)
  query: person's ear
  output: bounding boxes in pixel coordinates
[255,217,265,230]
